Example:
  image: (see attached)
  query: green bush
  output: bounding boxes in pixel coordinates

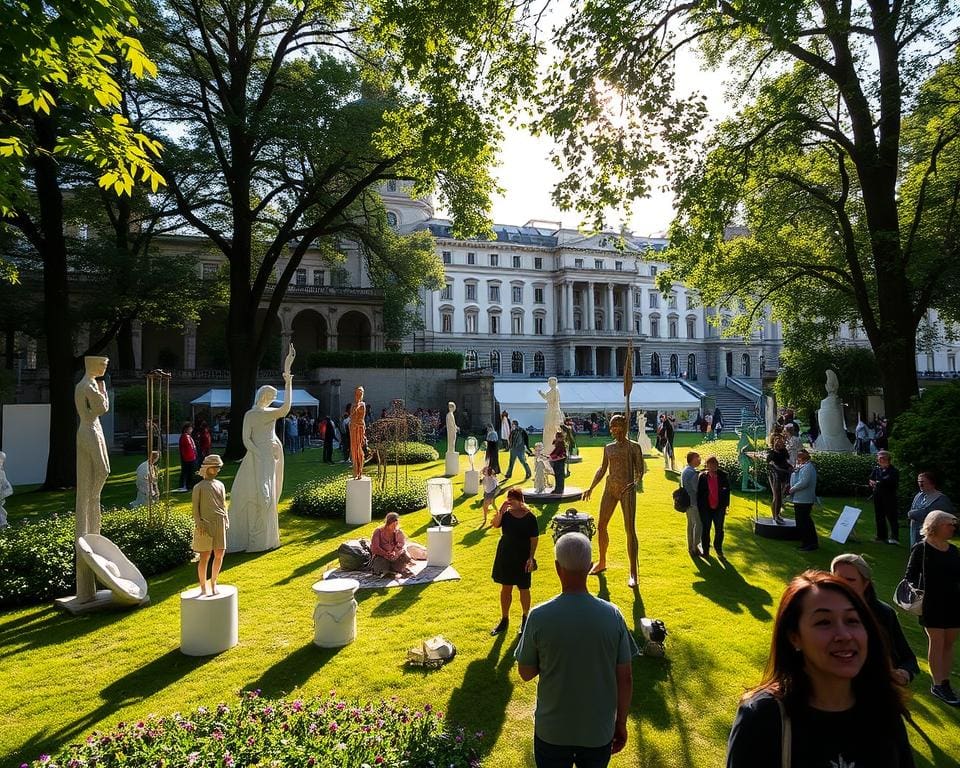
[19,690,483,768]
[0,505,193,608]
[305,350,463,369]
[377,440,439,464]
[291,475,428,519]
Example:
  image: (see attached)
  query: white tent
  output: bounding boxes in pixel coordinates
[493,381,700,431]
[191,388,320,410]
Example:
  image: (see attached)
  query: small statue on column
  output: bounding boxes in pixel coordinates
[350,386,368,480]
[192,455,229,595]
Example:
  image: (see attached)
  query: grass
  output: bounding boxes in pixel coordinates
[1,435,958,767]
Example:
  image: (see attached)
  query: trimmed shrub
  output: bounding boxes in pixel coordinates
[377,440,439,464]
[19,690,483,768]
[305,350,463,370]
[0,505,193,608]
[291,475,427,519]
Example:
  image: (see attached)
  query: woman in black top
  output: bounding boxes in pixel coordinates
[490,488,539,636]
[904,510,960,705]
[869,450,900,543]
[766,435,792,525]
[727,571,913,768]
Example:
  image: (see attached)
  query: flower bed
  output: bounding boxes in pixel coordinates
[20,691,482,768]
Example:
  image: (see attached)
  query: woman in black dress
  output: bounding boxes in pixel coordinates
[904,509,960,705]
[490,488,538,636]
[484,423,501,474]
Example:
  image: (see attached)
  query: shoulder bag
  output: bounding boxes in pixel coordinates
[893,545,926,616]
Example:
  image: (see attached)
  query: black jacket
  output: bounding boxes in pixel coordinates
[697,470,731,514]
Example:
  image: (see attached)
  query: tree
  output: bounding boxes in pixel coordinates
[141,0,538,459]
[1,0,164,487]
[535,0,960,424]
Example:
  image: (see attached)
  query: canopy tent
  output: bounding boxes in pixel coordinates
[190,388,320,410]
[493,380,701,431]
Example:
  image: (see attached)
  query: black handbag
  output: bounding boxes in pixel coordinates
[672,486,691,512]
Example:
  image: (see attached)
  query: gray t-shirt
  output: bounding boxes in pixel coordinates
[681,464,699,509]
[515,592,639,747]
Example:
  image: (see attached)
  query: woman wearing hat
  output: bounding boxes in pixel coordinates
[831,553,920,686]
[192,454,229,595]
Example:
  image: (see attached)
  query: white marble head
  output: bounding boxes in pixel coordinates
[84,356,109,377]
[255,385,278,408]
[547,376,558,388]
[448,401,456,412]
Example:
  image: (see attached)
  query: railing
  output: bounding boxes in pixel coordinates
[725,376,762,400]
[275,284,384,299]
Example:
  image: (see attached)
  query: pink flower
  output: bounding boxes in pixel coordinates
[223,753,235,767]
[212,729,224,741]
[291,700,303,712]
[328,722,339,733]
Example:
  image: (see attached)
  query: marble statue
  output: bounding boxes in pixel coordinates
[76,533,148,605]
[130,451,159,508]
[582,414,645,587]
[815,369,854,452]
[532,442,553,494]
[446,402,459,452]
[75,355,111,602]
[0,451,12,528]
[192,454,229,595]
[538,377,565,446]
[227,344,296,553]
[349,386,367,479]
[636,413,654,455]
[464,436,479,471]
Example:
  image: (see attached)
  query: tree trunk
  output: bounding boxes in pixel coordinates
[224,296,259,461]
[117,318,135,372]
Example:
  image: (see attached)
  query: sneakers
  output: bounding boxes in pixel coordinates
[490,618,508,636]
[931,682,960,706]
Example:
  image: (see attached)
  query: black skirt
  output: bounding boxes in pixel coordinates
[492,511,539,588]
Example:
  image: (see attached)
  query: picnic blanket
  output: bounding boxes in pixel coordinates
[323,559,460,589]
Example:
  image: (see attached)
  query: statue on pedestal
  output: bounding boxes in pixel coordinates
[538,377,565,447]
[192,455,229,595]
[0,451,12,528]
[446,402,459,452]
[636,412,654,455]
[75,355,111,602]
[349,386,368,479]
[814,369,854,452]
[532,442,553,493]
[465,436,479,471]
[227,344,296,553]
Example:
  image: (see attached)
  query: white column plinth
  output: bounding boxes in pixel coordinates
[463,469,480,495]
[180,585,238,656]
[427,526,453,567]
[444,451,459,477]
[312,578,359,648]
[346,477,372,525]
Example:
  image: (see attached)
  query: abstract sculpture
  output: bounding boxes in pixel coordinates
[0,451,12,528]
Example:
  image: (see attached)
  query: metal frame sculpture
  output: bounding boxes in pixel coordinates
[367,399,425,490]
[145,369,172,522]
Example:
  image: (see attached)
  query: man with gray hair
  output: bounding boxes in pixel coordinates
[516,532,639,767]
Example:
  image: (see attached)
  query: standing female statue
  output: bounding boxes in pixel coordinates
[75,355,111,601]
[227,344,296,552]
[350,386,367,479]
[538,377,564,448]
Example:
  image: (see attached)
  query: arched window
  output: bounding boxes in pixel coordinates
[534,351,545,376]
[490,350,501,374]
[512,350,524,374]
[386,211,398,228]
[650,352,661,376]
[595,311,603,331]
[614,312,623,332]
[440,311,453,334]
[669,353,679,376]
[725,351,734,376]
[634,353,642,375]
[686,316,696,339]
[686,353,697,380]
[668,318,678,338]
[573,311,582,331]
[465,349,478,370]
[741,352,751,377]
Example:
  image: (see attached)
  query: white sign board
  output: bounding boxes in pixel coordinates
[2,404,51,485]
[829,505,862,544]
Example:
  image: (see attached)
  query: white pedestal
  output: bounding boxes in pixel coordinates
[463,469,480,495]
[180,585,238,656]
[427,526,454,567]
[444,451,459,477]
[346,477,372,525]
[312,578,359,648]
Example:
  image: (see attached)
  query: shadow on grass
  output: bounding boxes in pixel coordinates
[246,641,344,698]
[273,547,341,587]
[691,557,774,621]
[445,630,515,758]
[369,583,427,617]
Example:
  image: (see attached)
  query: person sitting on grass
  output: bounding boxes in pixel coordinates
[370,512,414,578]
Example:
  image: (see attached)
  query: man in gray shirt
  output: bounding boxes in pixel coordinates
[681,451,702,558]
[516,532,639,767]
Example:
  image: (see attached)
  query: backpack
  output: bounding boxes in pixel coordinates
[672,486,691,512]
[337,538,371,570]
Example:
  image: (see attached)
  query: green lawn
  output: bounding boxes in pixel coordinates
[1,436,958,767]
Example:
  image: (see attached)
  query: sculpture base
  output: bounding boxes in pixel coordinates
[180,585,239,656]
[345,477,372,525]
[55,589,147,615]
[463,469,480,495]
[427,526,454,567]
[753,517,801,540]
[522,486,584,502]
[312,578,359,648]
[444,451,459,477]
[566,455,583,464]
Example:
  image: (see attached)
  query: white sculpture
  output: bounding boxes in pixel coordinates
[75,355,111,602]
[465,436,479,471]
[532,442,554,494]
[445,402,459,451]
[815,369,854,452]
[76,533,149,606]
[130,451,159,508]
[636,413,653,455]
[227,344,296,552]
[538,377,565,446]
[0,451,12,528]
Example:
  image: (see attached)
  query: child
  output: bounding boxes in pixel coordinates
[192,454,229,595]
[481,464,499,527]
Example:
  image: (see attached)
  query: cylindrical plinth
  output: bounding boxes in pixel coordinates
[427,526,453,567]
[463,469,480,495]
[444,451,459,477]
[312,578,359,648]
[180,585,238,656]
[346,477,372,525]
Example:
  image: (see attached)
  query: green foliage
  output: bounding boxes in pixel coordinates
[306,351,463,370]
[291,474,428,519]
[378,441,439,464]
[0,505,192,608]
[774,343,880,418]
[19,690,482,768]
[889,382,960,503]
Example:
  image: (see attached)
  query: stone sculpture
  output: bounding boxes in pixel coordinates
[0,451,12,528]
[635,412,654,455]
[227,344,296,553]
[465,436,479,471]
[446,402,459,451]
[76,533,149,606]
[815,369,854,452]
[130,451,159,508]
[532,442,553,493]
[538,377,565,447]
[349,386,367,479]
[192,454,229,595]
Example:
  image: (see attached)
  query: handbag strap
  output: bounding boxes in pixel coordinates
[776,698,791,768]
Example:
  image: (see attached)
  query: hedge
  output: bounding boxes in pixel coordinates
[375,440,439,464]
[291,475,428,519]
[19,690,483,768]
[0,506,193,608]
[306,350,463,370]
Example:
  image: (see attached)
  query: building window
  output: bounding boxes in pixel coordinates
[489,313,500,334]
[649,292,659,309]
[684,293,694,310]
[442,251,451,265]
[949,352,956,372]
[313,269,325,286]
[534,287,544,304]
[534,351,545,376]
[634,290,642,306]
[441,282,453,300]
[512,314,523,335]
[202,262,219,280]
[490,350,501,374]
[650,265,658,276]
[441,312,453,333]
[294,268,307,285]
[594,259,604,270]
[650,352,661,376]
[573,311,582,331]
[575,258,584,268]
[614,291,623,307]
[650,317,660,338]
[465,311,478,333]
[386,211,398,228]
[465,350,478,369]
[534,257,543,270]
[634,314,641,333]
[512,351,524,374]
[465,283,477,301]
[534,316,545,335]
[668,318,678,338]
[686,317,696,339]
[668,293,678,309]
[595,311,603,331]
[687,353,697,380]
[512,286,523,303]
[615,312,623,332]
[513,255,521,268]
[670,354,679,376]
[489,283,500,302]
[615,260,623,271]
[741,353,751,377]
[467,251,476,265]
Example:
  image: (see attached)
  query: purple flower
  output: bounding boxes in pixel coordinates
[187,754,200,765]
[223,753,235,767]
[291,700,304,712]
[212,729,224,741]
[38,758,50,766]
[329,722,339,733]
[424,704,432,712]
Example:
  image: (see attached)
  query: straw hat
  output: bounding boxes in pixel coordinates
[197,454,224,474]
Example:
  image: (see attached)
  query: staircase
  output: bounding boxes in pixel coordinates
[698,382,759,430]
